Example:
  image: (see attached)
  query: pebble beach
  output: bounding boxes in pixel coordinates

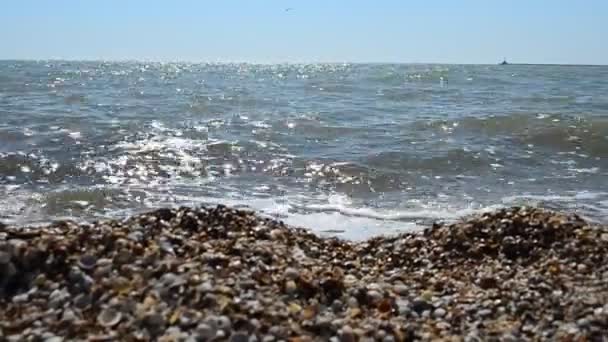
[1,205,607,341]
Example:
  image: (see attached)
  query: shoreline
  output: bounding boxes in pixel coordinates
[1,205,607,340]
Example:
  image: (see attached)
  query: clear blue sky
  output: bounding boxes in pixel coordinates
[1,0,606,64]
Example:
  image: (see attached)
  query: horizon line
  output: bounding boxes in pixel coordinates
[0,57,606,67]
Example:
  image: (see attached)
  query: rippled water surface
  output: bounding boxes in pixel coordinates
[1,61,607,238]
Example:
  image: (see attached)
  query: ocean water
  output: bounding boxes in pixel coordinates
[1,60,607,239]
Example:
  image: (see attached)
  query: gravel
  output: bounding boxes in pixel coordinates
[0,205,607,340]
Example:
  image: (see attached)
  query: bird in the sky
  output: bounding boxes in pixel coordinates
[285,8,294,12]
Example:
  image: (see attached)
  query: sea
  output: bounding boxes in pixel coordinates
[1,61,607,239]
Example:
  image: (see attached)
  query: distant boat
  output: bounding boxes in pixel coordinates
[500,59,509,65]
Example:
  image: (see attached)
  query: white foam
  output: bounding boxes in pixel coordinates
[165,193,418,239]
[502,191,608,203]
[300,200,493,222]
[72,200,90,207]
[283,211,420,240]
[568,167,599,174]
[150,120,166,131]
[157,192,502,240]
[68,131,82,140]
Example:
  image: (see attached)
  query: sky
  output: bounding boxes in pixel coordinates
[1,0,606,65]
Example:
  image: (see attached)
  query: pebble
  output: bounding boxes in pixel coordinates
[48,289,70,309]
[478,309,493,318]
[433,307,447,318]
[73,293,91,309]
[392,284,408,296]
[78,254,97,270]
[375,329,387,340]
[195,323,216,340]
[44,337,63,342]
[340,325,357,342]
[97,308,122,328]
[284,280,297,294]
[366,290,382,303]
[284,267,299,280]
[343,274,358,287]
[229,332,250,342]
[411,298,434,314]
[0,251,11,264]
[216,315,232,330]
[12,293,29,304]
[331,299,343,312]
[346,296,359,308]
[395,299,410,316]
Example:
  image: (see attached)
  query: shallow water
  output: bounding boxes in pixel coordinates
[1,61,607,239]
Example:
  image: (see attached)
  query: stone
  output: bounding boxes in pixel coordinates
[229,332,250,342]
[12,293,29,304]
[284,267,299,280]
[392,284,408,296]
[410,299,434,315]
[97,308,122,328]
[195,323,216,340]
[433,308,447,318]
[366,290,382,304]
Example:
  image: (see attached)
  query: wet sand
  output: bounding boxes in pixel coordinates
[1,205,607,341]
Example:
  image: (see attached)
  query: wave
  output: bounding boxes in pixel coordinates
[0,152,86,184]
[412,113,608,158]
[362,148,490,174]
[501,191,608,222]
[129,192,501,240]
[380,88,431,102]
